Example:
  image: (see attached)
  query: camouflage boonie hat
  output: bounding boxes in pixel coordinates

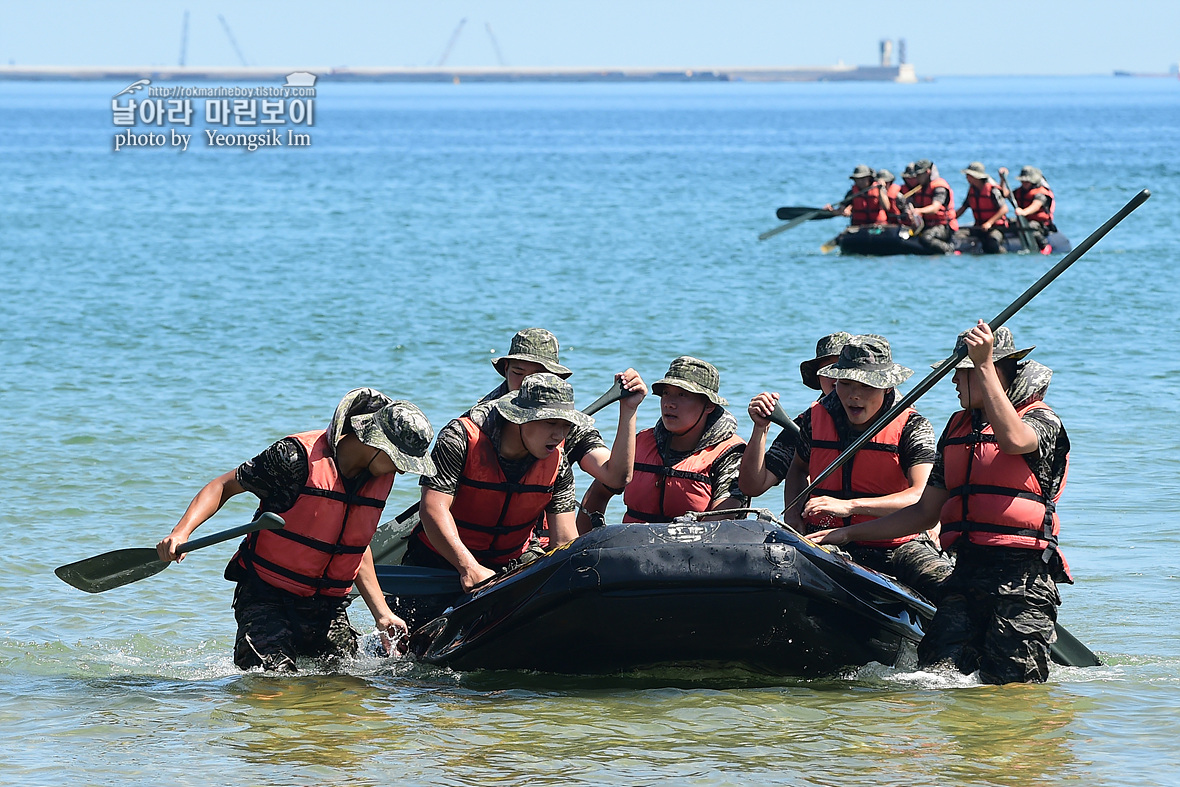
[652,356,727,406]
[962,161,989,180]
[800,331,854,390]
[939,326,1035,369]
[350,401,436,476]
[1017,166,1045,185]
[902,162,918,179]
[491,328,572,379]
[912,159,933,175]
[877,169,895,184]
[494,372,593,428]
[849,164,874,179]
[819,334,913,389]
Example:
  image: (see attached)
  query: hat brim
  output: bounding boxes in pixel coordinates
[493,394,593,429]
[651,378,727,407]
[938,345,1036,369]
[351,415,437,476]
[818,363,913,389]
[799,355,839,391]
[491,354,572,379]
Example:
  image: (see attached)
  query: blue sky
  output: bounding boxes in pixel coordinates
[1,1,1177,76]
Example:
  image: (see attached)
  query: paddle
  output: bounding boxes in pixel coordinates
[787,188,1150,515]
[55,512,285,594]
[775,206,844,221]
[759,188,869,241]
[999,171,1038,253]
[766,399,802,444]
[368,379,632,565]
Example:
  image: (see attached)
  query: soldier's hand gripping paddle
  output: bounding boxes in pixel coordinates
[55,512,286,594]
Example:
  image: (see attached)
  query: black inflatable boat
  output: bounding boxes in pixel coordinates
[375,512,934,677]
[836,224,1072,256]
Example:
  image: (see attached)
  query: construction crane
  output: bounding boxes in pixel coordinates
[218,14,250,67]
[485,22,506,67]
[437,18,467,67]
[179,10,189,67]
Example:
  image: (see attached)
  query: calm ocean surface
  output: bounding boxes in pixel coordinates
[1,76,1178,786]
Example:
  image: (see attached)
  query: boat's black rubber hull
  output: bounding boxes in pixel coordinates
[389,520,931,677]
[837,225,1072,256]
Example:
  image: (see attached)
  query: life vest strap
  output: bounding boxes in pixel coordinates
[269,528,369,555]
[454,517,538,536]
[811,438,899,454]
[246,551,355,591]
[457,476,555,495]
[633,462,710,483]
[945,483,1050,506]
[298,486,387,509]
[942,520,1059,545]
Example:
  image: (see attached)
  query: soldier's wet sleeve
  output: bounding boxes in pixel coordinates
[710,444,748,506]
[763,423,800,481]
[928,418,956,490]
[235,437,308,513]
[899,412,938,472]
[546,458,577,514]
[418,420,469,496]
[564,424,607,466]
[1022,407,1069,499]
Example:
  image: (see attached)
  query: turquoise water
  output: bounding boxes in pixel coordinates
[2,76,1178,786]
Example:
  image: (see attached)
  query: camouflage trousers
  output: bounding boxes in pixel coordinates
[845,534,954,603]
[953,225,1007,254]
[231,579,359,672]
[916,543,1061,684]
[915,223,954,253]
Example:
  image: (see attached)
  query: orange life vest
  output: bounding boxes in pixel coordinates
[1016,183,1055,226]
[805,402,917,548]
[884,183,903,224]
[911,176,959,230]
[414,416,560,567]
[966,182,1009,228]
[938,401,1070,576]
[849,184,888,226]
[232,430,394,597]
[623,428,745,523]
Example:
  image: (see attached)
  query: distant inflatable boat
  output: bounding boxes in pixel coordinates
[376,514,935,677]
[836,224,1072,256]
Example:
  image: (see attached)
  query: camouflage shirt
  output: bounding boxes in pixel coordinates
[930,361,1069,500]
[474,381,607,464]
[649,408,748,506]
[236,435,373,514]
[790,390,937,475]
[420,400,576,515]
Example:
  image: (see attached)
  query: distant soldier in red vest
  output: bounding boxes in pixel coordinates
[810,323,1072,684]
[907,159,959,253]
[1001,165,1058,249]
[954,161,1010,254]
[827,164,892,226]
[156,389,436,671]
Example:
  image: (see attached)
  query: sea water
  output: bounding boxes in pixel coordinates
[1,76,1178,786]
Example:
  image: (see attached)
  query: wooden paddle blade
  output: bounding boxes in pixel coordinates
[55,548,170,594]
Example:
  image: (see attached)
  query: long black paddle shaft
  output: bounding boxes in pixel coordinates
[759,186,870,241]
[999,172,1037,253]
[786,188,1151,514]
